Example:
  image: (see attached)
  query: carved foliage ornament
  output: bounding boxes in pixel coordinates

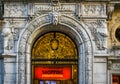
[32,32,77,59]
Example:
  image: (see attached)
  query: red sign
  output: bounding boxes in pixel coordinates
[34,66,71,80]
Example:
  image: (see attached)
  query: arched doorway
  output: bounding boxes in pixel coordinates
[17,14,93,84]
[31,32,78,84]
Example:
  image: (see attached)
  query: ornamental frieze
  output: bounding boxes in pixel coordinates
[3,2,107,19]
[33,3,75,14]
[82,4,106,17]
[111,63,120,71]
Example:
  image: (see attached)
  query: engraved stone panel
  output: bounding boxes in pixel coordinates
[28,3,76,17]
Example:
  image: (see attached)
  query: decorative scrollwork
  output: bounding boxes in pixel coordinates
[32,32,77,59]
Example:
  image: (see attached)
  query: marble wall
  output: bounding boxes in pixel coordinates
[0,1,120,84]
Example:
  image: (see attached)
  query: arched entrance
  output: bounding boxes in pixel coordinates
[31,32,78,84]
[17,14,93,84]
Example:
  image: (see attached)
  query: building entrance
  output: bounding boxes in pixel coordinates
[31,32,78,84]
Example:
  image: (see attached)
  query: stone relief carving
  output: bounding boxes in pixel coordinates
[49,11,60,25]
[7,19,27,41]
[111,63,120,71]
[1,20,14,53]
[4,3,27,17]
[28,2,75,19]
[9,21,19,40]
[85,20,107,50]
[83,4,106,17]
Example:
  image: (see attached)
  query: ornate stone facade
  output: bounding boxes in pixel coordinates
[0,0,120,84]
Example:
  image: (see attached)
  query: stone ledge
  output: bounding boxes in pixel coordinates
[1,53,16,57]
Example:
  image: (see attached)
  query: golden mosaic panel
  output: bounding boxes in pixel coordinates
[32,32,77,59]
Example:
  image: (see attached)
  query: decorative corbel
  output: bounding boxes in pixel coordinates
[49,11,60,25]
[107,3,115,20]
[49,0,60,25]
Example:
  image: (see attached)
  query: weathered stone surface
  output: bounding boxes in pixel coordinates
[1,1,120,84]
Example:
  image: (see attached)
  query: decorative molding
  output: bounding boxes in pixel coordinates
[82,4,106,18]
[111,63,120,71]
[28,3,75,18]
[94,58,106,62]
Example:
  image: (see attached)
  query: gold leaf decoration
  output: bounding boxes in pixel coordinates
[32,32,77,59]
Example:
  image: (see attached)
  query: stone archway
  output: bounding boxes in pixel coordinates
[17,14,94,84]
